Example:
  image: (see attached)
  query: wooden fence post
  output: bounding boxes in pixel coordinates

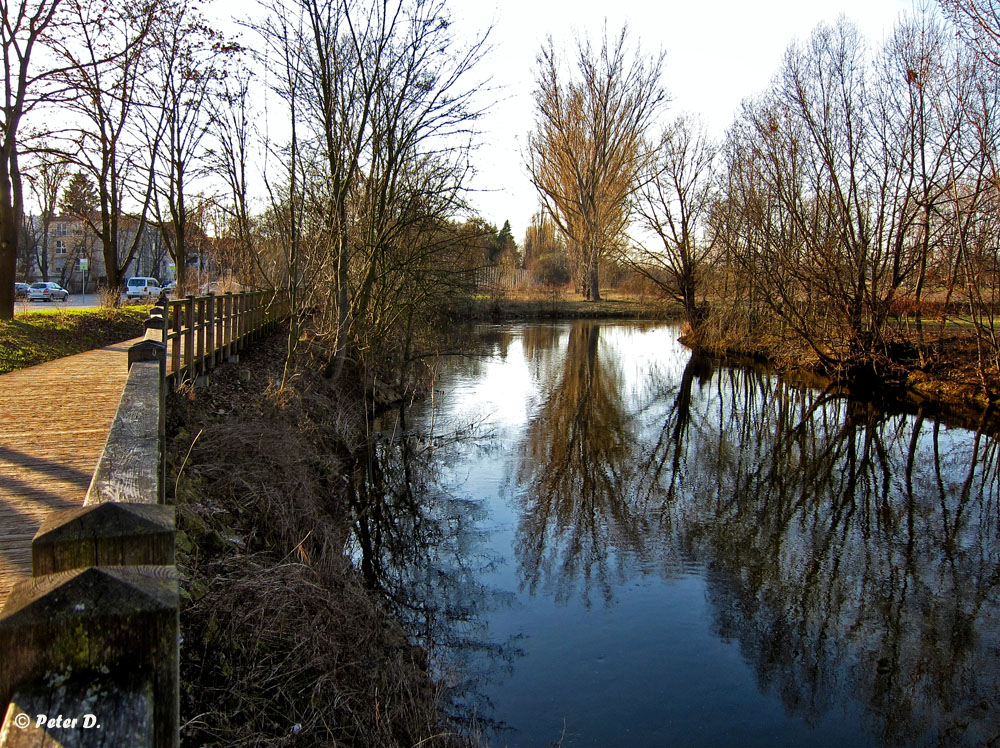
[232,294,241,354]
[195,296,206,379]
[246,293,254,344]
[184,296,195,382]
[170,303,181,381]
[0,567,179,748]
[224,293,234,361]
[214,295,223,368]
[252,292,260,341]
[205,293,216,372]
[242,293,250,350]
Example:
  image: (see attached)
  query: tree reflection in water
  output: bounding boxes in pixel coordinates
[679,367,1000,747]
[360,320,1000,745]
[347,400,521,729]
[508,321,1000,746]
[516,322,648,605]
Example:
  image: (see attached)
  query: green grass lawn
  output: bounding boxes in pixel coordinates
[0,307,150,374]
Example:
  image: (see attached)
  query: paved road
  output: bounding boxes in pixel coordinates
[0,337,140,612]
[14,293,149,313]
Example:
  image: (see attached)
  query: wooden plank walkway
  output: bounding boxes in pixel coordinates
[0,337,142,612]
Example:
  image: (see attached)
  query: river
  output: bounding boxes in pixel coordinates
[351,320,1000,747]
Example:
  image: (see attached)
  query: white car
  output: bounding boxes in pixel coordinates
[125,277,162,300]
[27,282,69,302]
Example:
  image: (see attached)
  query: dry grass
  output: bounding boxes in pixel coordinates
[167,332,468,747]
[452,290,680,321]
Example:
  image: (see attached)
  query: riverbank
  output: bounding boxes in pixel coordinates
[450,291,682,321]
[688,328,999,433]
[453,292,997,425]
[165,330,468,747]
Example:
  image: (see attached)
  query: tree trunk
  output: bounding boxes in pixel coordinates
[587,250,601,301]
[175,256,188,295]
[0,163,18,319]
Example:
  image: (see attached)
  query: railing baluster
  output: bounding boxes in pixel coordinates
[206,293,216,371]
[184,296,195,382]
[215,295,224,366]
[224,292,233,360]
[196,296,206,377]
[171,302,181,381]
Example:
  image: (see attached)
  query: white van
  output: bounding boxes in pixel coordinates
[125,277,162,300]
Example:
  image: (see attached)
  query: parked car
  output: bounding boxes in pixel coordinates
[27,282,69,302]
[125,276,162,300]
[14,282,30,299]
[161,281,176,298]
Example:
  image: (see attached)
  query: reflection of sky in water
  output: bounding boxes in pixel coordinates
[399,321,1000,747]
[445,338,535,428]
[439,324,692,435]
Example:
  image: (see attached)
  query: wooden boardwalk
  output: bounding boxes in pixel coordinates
[0,337,141,612]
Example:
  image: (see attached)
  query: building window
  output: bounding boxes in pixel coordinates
[54,240,66,255]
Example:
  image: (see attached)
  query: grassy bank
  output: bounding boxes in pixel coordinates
[166,330,465,747]
[0,307,149,374]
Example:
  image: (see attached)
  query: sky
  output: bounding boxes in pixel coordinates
[447,0,916,242]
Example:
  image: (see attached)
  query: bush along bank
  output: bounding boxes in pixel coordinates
[684,317,1000,434]
[166,329,467,747]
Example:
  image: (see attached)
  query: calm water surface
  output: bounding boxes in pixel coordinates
[352,321,1000,747]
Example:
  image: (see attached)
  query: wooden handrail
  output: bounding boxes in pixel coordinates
[0,292,289,747]
[162,288,289,385]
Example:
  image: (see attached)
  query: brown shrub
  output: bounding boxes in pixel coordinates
[167,332,467,747]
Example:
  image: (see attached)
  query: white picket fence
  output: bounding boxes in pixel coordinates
[475,267,532,292]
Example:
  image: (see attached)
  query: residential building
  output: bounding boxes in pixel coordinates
[20,214,172,293]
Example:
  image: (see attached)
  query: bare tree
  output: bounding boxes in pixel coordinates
[149,0,236,296]
[936,0,1000,378]
[871,10,974,360]
[251,0,313,386]
[52,0,164,300]
[0,0,64,317]
[23,148,68,280]
[527,27,667,300]
[255,0,487,383]
[716,19,929,374]
[208,70,261,282]
[939,0,1000,67]
[942,54,1000,379]
[707,9,1000,393]
[633,114,717,330]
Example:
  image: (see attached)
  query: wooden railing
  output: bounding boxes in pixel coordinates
[0,325,176,748]
[0,290,288,747]
[162,289,289,385]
